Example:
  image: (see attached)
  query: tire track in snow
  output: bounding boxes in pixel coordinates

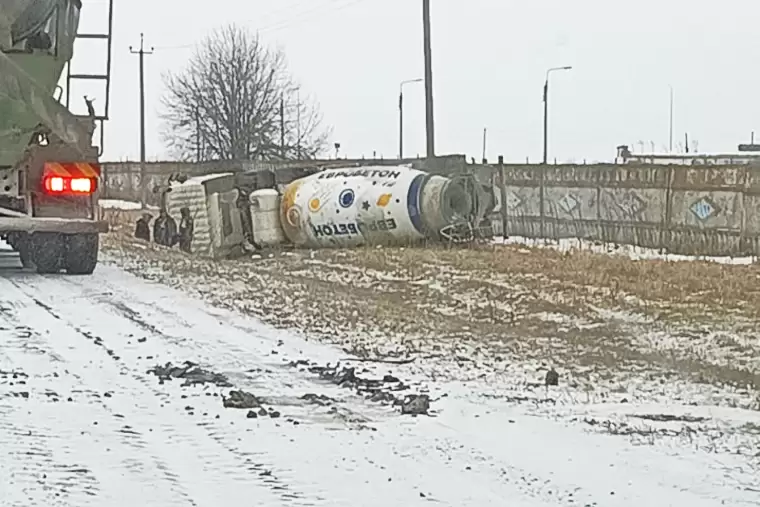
[57,277,338,505]
[55,304,326,506]
[0,285,202,506]
[0,314,134,504]
[1,276,297,507]
[7,274,327,507]
[0,308,150,504]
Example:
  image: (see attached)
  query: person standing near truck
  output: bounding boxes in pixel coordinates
[134,213,152,242]
[153,209,177,247]
[178,207,194,253]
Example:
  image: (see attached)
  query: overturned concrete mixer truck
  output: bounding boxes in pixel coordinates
[249,164,494,249]
[160,164,495,256]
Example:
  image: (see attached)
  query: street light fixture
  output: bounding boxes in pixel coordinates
[399,78,423,159]
[543,65,572,164]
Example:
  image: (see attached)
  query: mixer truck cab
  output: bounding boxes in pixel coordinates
[0,0,113,274]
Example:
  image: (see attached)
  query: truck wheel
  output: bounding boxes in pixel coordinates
[30,233,63,274]
[64,234,99,275]
[6,232,18,250]
[17,235,33,268]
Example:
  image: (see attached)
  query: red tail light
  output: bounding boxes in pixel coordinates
[42,175,97,195]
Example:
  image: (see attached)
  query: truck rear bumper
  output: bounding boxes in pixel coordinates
[0,217,109,234]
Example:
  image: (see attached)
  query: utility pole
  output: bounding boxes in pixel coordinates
[422,0,435,158]
[129,33,153,208]
[296,89,301,159]
[543,80,548,164]
[195,106,201,162]
[280,95,285,159]
[542,66,572,164]
[482,127,487,163]
[399,89,403,159]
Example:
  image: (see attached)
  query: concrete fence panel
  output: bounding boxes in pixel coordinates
[492,162,760,257]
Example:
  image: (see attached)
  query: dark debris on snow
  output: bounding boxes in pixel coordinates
[289,359,433,416]
[148,361,282,419]
[147,361,232,388]
[222,390,260,409]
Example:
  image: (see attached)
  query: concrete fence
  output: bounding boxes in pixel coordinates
[99,156,469,207]
[489,163,760,257]
[100,160,258,207]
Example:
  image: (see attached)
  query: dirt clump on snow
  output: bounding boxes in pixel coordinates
[292,359,429,415]
[148,361,232,387]
[400,395,431,416]
[147,361,283,418]
[221,390,281,418]
[222,390,260,409]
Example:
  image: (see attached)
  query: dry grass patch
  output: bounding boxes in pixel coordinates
[322,244,760,317]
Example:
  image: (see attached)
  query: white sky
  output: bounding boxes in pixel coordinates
[69,0,760,163]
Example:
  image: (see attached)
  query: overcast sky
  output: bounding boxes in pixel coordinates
[71,0,760,163]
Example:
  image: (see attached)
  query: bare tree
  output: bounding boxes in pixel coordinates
[160,24,330,161]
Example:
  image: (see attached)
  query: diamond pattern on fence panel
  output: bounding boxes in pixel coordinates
[557,194,580,215]
[690,196,719,221]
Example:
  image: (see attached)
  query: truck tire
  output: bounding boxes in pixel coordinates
[64,233,99,275]
[17,235,33,268]
[30,233,63,274]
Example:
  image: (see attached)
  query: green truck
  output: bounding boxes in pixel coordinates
[0,0,112,274]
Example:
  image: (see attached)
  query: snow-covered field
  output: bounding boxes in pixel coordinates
[2,212,759,505]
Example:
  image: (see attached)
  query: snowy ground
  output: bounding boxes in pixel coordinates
[99,199,159,212]
[497,235,758,265]
[1,212,759,504]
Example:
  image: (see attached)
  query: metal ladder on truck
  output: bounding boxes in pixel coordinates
[64,0,114,157]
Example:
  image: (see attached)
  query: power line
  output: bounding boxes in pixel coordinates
[254,0,334,26]
[153,0,370,50]
[152,43,194,50]
[259,0,369,34]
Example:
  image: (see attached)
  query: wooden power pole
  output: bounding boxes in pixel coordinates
[422,0,435,158]
[129,33,153,208]
[280,96,285,159]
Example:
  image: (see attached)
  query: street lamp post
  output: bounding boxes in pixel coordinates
[669,85,674,153]
[543,66,572,164]
[399,78,423,159]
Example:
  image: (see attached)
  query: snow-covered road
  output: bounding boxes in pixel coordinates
[0,250,757,506]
